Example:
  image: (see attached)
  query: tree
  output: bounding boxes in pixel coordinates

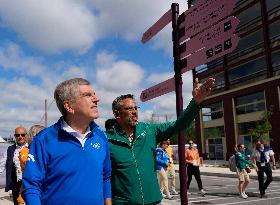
[249,109,272,143]
[169,122,196,145]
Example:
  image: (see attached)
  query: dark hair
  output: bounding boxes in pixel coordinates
[112,94,135,116]
[159,141,168,146]
[237,144,244,149]
[105,119,117,131]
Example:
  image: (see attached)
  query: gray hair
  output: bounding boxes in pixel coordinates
[112,94,135,116]
[54,78,90,116]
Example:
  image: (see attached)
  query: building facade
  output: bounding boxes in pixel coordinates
[191,0,280,160]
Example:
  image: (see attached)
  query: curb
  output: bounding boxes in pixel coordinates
[175,170,280,181]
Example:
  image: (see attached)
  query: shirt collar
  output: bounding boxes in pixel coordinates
[61,119,91,139]
[16,143,28,149]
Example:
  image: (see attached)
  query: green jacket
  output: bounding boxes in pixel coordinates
[107,99,200,204]
[235,151,253,170]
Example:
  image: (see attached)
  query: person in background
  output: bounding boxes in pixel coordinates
[107,77,215,204]
[185,140,206,196]
[253,140,276,198]
[105,118,117,132]
[5,127,28,205]
[155,141,173,200]
[17,125,45,204]
[235,143,257,199]
[22,78,112,205]
[165,139,178,195]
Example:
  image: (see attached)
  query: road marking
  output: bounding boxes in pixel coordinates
[215,196,280,205]
[189,190,280,204]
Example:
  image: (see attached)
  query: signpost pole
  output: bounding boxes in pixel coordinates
[171,3,188,204]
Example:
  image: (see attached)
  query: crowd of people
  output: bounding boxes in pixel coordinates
[3,77,277,205]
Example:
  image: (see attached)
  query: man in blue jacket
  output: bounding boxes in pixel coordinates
[155,141,173,200]
[22,78,112,205]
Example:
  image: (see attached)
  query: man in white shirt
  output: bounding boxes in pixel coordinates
[5,127,28,205]
[253,140,276,198]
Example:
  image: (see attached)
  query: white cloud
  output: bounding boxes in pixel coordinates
[95,53,144,92]
[0,0,97,53]
[0,43,47,76]
[0,0,188,54]
[146,72,173,84]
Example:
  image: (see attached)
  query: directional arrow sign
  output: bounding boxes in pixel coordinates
[180,16,239,58]
[179,0,236,41]
[140,77,175,102]
[181,34,240,74]
[141,8,172,44]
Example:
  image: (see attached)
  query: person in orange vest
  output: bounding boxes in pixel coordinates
[17,125,45,204]
[185,140,206,196]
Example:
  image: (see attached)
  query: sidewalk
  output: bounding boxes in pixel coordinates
[174,160,280,181]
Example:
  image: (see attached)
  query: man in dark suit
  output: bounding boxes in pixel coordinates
[5,126,28,205]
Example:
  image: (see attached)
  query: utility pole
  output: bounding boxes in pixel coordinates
[44,99,47,127]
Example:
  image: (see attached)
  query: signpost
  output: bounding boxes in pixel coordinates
[180,16,239,58]
[140,77,175,102]
[181,35,240,74]
[141,9,172,43]
[140,0,238,204]
[179,0,236,41]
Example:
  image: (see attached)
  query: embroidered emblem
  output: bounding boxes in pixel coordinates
[140,131,146,137]
[27,154,35,162]
[92,143,101,149]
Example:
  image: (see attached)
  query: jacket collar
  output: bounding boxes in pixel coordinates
[55,117,98,140]
[108,122,148,145]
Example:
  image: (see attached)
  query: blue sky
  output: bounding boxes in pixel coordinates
[0,0,195,138]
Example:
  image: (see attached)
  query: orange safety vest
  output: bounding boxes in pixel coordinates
[185,148,200,165]
[17,147,30,204]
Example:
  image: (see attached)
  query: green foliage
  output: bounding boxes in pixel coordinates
[203,127,221,140]
[170,122,196,144]
[249,109,272,143]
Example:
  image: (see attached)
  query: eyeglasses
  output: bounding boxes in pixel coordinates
[189,142,194,144]
[123,106,140,112]
[14,133,26,137]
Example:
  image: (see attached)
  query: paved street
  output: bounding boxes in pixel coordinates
[1,163,279,204]
[162,175,280,205]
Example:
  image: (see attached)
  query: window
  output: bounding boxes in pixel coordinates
[266,0,280,13]
[235,91,265,115]
[238,121,258,135]
[269,20,280,43]
[272,50,280,76]
[228,57,267,87]
[212,72,225,91]
[236,3,261,30]
[202,101,223,122]
[203,126,225,139]
[228,28,264,61]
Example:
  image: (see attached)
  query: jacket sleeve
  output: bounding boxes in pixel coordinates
[22,137,47,205]
[5,146,14,192]
[235,153,253,168]
[103,139,112,199]
[155,149,168,166]
[153,99,200,144]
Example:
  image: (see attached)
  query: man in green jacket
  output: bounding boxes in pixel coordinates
[107,78,215,204]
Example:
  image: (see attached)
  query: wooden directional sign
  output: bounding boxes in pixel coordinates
[180,16,239,58]
[179,0,236,41]
[141,9,172,43]
[140,77,175,102]
[180,34,240,74]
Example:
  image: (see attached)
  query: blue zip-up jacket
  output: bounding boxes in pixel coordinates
[155,147,170,171]
[22,118,111,205]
